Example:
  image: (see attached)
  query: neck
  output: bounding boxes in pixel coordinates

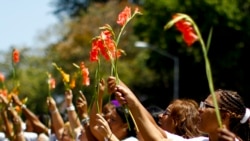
[208,132,219,141]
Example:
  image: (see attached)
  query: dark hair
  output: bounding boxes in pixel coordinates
[146,105,164,125]
[116,106,137,137]
[216,89,249,141]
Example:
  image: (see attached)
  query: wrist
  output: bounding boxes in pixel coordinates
[66,104,75,111]
[21,104,26,109]
[81,117,90,126]
[16,131,24,137]
[50,108,58,114]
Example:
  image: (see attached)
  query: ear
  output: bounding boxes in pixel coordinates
[122,123,129,131]
[221,111,230,125]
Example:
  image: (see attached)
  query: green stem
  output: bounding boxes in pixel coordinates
[192,22,222,128]
[96,59,100,113]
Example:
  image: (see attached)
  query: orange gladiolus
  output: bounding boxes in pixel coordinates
[0,72,4,82]
[69,78,76,89]
[117,6,131,26]
[12,48,20,63]
[0,89,8,97]
[80,62,90,86]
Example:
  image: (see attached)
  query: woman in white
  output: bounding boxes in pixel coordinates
[107,76,249,141]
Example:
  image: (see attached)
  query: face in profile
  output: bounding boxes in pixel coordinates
[159,99,202,138]
[198,94,220,133]
[158,104,176,133]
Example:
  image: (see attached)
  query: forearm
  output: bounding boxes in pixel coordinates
[14,132,26,141]
[129,100,166,141]
[50,109,64,138]
[2,110,13,138]
[67,109,81,129]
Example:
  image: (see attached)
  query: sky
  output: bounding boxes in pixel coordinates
[0,0,58,52]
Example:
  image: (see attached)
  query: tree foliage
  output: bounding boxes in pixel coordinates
[133,0,250,107]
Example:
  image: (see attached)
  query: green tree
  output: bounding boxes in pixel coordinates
[133,0,250,107]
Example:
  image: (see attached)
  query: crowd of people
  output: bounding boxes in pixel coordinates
[0,76,249,141]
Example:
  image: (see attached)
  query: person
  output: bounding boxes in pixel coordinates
[158,99,203,138]
[8,105,26,141]
[76,91,97,141]
[12,95,49,135]
[198,89,249,141]
[89,79,138,141]
[64,89,83,140]
[146,105,164,126]
[107,76,249,141]
[47,96,75,141]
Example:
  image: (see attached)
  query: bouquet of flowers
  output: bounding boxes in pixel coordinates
[89,6,142,131]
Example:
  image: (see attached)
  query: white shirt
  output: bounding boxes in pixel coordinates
[165,131,239,141]
[0,132,9,141]
[122,136,138,141]
[23,132,38,141]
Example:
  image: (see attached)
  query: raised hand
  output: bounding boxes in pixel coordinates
[217,126,238,141]
[46,97,57,113]
[76,91,88,120]
[64,89,73,107]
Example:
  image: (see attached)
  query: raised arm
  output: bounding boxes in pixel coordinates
[47,96,64,139]
[8,106,26,141]
[76,91,97,141]
[0,95,13,139]
[89,78,106,141]
[12,95,49,135]
[64,89,82,134]
[107,76,167,141]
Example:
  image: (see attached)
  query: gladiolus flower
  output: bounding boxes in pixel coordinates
[89,6,141,132]
[117,6,131,26]
[80,62,90,86]
[12,49,20,63]
[48,78,56,90]
[173,15,198,46]
[52,63,71,90]
[0,89,8,97]
[165,13,222,128]
[61,71,70,83]
[70,78,76,89]
[0,72,5,82]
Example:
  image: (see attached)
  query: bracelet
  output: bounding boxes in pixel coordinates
[21,104,26,109]
[81,117,90,126]
[108,133,112,141]
[66,105,75,111]
[50,109,58,114]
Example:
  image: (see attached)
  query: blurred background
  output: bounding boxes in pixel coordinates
[0,0,249,115]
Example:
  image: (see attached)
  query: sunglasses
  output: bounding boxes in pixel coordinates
[199,101,216,109]
[162,110,171,116]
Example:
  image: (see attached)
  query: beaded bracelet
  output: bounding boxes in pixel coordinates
[81,117,90,126]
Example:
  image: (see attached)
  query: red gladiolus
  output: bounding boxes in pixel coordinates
[90,39,101,62]
[0,72,4,82]
[174,15,198,46]
[80,62,90,86]
[117,6,131,26]
[12,49,20,63]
